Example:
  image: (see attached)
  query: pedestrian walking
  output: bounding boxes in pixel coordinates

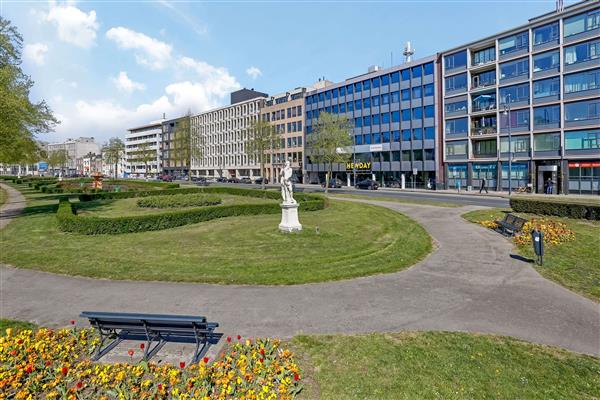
[479,177,488,194]
[546,178,553,194]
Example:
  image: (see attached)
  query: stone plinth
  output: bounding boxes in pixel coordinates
[279,203,302,232]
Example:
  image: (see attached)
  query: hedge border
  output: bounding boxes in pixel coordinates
[137,193,222,208]
[510,197,600,220]
[58,188,327,234]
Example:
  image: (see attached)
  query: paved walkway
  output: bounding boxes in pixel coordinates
[1,183,598,356]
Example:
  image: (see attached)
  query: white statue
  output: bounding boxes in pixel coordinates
[280,160,296,204]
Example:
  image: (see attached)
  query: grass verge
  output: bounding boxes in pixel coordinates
[0,186,7,207]
[1,183,431,285]
[463,208,599,301]
[0,319,37,333]
[291,331,600,400]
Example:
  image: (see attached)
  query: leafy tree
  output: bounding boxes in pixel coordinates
[0,17,58,164]
[103,137,125,179]
[169,111,202,181]
[245,118,280,189]
[48,149,69,176]
[306,112,353,192]
[134,141,156,177]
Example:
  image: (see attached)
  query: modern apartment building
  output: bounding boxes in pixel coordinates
[46,137,100,174]
[260,87,309,183]
[304,57,439,187]
[440,0,599,194]
[125,120,163,178]
[190,89,268,179]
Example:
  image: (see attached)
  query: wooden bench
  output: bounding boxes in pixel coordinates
[80,311,220,363]
[495,213,527,236]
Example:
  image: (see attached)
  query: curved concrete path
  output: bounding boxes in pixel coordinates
[1,183,598,356]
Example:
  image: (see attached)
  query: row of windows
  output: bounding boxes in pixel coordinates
[444,9,600,70]
[353,128,436,145]
[350,107,435,127]
[446,129,600,156]
[306,63,434,105]
[306,149,435,163]
[264,105,303,121]
[446,98,599,132]
[273,122,303,134]
[193,100,262,124]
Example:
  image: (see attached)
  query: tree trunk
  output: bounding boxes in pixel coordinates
[260,158,265,190]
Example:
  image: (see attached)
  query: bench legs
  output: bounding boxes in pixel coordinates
[92,327,125,361]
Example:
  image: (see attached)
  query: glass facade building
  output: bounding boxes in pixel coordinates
[304,56,438,188]
[441,1,600,194]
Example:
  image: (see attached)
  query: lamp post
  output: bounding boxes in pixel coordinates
[352,131,356,186]
[503,93,512,195]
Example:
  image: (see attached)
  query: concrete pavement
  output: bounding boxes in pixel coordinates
[1,183,598,357]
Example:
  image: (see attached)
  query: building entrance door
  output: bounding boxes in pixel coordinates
[537,165,558,194]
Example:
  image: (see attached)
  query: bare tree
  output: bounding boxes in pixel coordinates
[245,117,280,189]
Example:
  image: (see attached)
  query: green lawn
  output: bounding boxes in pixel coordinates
[0,183,431,285]
[0,186,7,207]
[463,208,600,301]
[77,194,276,217]
[328,193,461,208]
[291,332,600,400]
[0,319,37,333]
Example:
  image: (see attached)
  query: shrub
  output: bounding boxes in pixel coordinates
[510,197,600,220]
[79,187,206,201]
[58,190,326,234]
[2,327,302,399]
[137,193,222,208]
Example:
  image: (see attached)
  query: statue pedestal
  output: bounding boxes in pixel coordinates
[279,203,302,232]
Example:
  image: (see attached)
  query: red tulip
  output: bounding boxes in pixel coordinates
[203,357,209,364]
[76,381,83,389]
[179,361,185,369]
[70,320,75,325]
[237,335,241,341]
[259,358,264,363]
[139,343,145,350]
[128,349,134,357]
[294,373,300,381]
[158,384,163,391]
[226,336,231,343]
[45,360,52,367]
[25,365,33,373]
[17,339,23,345]
[260,348,265,356]
[61,366,69,376]
[10,350,17,356]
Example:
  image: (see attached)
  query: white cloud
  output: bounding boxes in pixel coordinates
[246,66,262,80]
[112,71,146,93]
[23,43,48,65]
[45,3,99,48]
[106,27,173,70]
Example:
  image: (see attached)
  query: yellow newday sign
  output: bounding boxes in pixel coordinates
[346,161,372,171]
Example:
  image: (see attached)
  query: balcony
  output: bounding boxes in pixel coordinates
[471,125,497,136]
[471,103,497,114]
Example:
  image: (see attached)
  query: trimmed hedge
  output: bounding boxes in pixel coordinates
[58,187,327,234]
[57,195,325,234]
[137,193,222,208]
[510,197,600,220]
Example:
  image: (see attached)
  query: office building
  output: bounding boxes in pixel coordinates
[190,89,268,179]
[46,137,100,174]
[260,86,310,183]
[304,58,439,187]
[440,0,599,194]
[125,119,164,178]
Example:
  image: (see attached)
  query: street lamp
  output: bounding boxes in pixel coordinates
[503,93,512,195]
[352,131,356,186]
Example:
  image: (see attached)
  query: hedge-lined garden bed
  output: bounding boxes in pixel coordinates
[510,197,600,220]
[137,193,222,208]
[58,188,327,234]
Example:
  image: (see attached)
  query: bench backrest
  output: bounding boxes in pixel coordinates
[504,214,516,225]
[80,311,209,333]
[512,217,528,230]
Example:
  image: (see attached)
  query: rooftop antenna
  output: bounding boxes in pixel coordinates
[403,41,415,63]
[556,0,564,12]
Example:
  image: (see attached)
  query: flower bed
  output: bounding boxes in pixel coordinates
[478,217,575,246]
[1,327,302,399]
[137,193,222,209]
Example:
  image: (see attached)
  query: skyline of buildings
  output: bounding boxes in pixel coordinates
[3,0,598,194]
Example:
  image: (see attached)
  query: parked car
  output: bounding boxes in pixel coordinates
[240,177,252,184]
[215,177,227,183]
[355,179,379,190]
[227,177,240,183]
[254,177,269,185]
[194,177,208,186]
[160,175,174,182]
[321,178,342,188]
[385,178,402,188]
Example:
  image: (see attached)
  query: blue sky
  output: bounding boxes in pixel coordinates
[2,0,573,144]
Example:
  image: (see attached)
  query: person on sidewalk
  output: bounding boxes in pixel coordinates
[546,178,553,195]
[479,177,488,194]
